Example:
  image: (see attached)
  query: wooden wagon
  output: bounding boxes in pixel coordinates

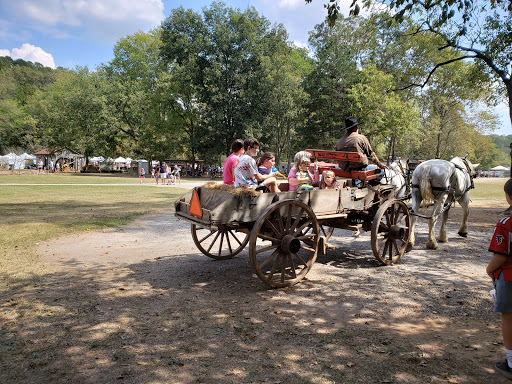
[174,150,412,288]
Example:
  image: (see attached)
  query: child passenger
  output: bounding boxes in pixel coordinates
[488,179,512,379]
[287,151,319,191]
[319,170,340,189]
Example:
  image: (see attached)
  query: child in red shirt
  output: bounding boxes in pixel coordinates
[487,178,512,379]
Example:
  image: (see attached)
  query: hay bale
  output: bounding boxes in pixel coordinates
[203,182,260,197]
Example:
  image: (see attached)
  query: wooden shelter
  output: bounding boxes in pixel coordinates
[34,148,85,172]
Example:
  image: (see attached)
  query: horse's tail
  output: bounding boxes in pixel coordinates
[419,166,435,207]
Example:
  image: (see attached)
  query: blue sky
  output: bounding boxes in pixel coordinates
[0,0,510,135]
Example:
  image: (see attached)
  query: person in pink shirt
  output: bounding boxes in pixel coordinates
[223,139,244,185]
[287,151,319,191]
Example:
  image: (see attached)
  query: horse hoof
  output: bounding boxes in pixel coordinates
[458,232,467,238]
[405,243,413,253]
[426,242,438,250]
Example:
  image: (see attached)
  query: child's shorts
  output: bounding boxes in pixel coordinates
[494,272,512,312]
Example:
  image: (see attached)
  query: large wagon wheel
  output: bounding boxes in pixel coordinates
[371,199,411,265]
[191,224,249,260]
[249,200,319,288]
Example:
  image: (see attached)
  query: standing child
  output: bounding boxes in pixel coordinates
[487,179,512,379]
[139,167,145,184]
[319,170,340,189]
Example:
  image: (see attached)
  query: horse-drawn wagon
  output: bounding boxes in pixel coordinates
[174,150,412,288]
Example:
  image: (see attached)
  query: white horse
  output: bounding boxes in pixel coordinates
[366,159,408,198]
[380,159,408,199]
[408,157,476,250]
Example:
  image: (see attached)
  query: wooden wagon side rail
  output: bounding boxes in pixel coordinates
[306,149,382,181]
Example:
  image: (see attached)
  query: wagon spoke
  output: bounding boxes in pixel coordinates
[388,240,393,259]
[289,208,305,233]
[397,213,407,224]
[256,243,279,255]
[295,219,313,235]
[275,208,284,235]
[225,233,233,255]
[300,245,316,253]
[218,232,225,257]
[287,254,297,278]
[258,234,280,242]
[377,236,387,252]
[284,204,293,233]
[206,231,221,253]
[264,218,282,237]
[382,239,389,256]
[227,230,243,246]
[392,206,400,223]
[291,253,306,268]
[392,239,400,257]
[259,248,280,269]
[296,234,316,242]
[199,231,215,243]
[384,211,391,226]
[379,222,390,231]
[268,253,281,280]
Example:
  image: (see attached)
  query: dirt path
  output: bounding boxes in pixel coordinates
[2,188,511,383]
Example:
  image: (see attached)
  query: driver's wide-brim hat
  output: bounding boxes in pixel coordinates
[342,116,363,130]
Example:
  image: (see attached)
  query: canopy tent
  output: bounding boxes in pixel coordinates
[90,156,105,163]
[0,152,36,169]
[490,165,509,171]
[113,157,126,163]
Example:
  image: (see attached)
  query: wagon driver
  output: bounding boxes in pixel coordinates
[335,116,387,172]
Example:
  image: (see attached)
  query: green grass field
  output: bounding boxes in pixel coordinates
[471,177,507,206]
[0,173,189,276]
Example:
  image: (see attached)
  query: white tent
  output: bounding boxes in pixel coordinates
[0,152,36,169]
[113,157,126,163]
[90,156,105,163]
[490,165,510,171]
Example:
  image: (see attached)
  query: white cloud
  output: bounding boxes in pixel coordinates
[0,49,10,57]
[10,43,56,68]
[1,0,165,43]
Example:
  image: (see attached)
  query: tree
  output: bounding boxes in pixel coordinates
[346,65,419,160]
[161,3,293,164]
[0,57,57,154]
[301,16,365,149]
[309,0,512,154]
[31,68,117,161]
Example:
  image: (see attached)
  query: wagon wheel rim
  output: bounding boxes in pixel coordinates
[249,200,319,288]
[371,199,411,266]
[191,224,249,260]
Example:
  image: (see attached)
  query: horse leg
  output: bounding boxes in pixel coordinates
[426,193,448,250]
[406,188,421,252]
[457,193,470,237]
[439,207,450,243]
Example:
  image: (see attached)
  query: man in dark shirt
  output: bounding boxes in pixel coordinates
[335,116,387,171]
